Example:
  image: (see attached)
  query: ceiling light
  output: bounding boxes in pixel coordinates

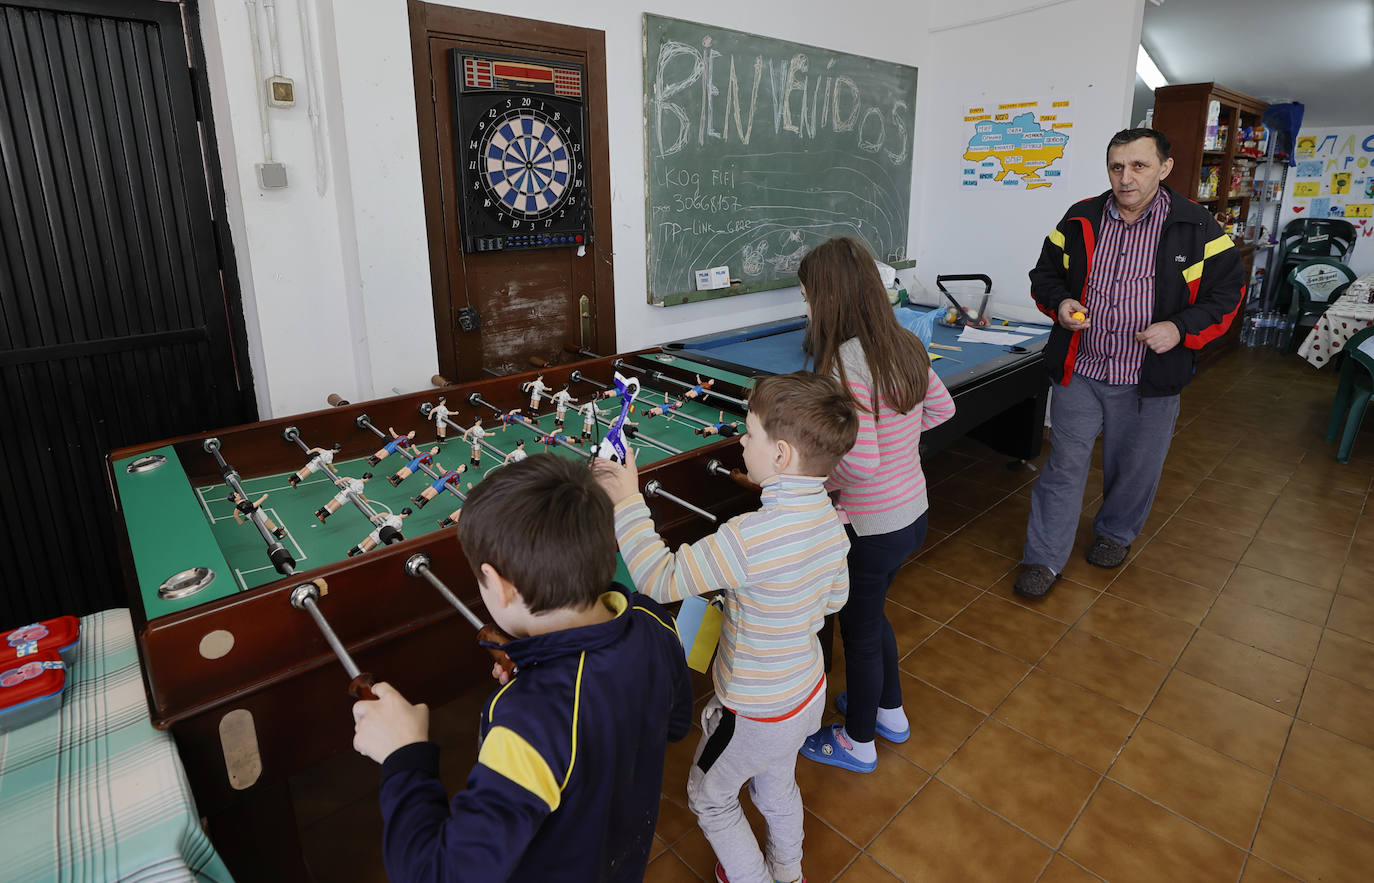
[1137,45,1168,91]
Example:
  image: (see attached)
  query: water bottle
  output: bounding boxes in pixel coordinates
[1261,312,1275,347]
[1277,317,1292,351]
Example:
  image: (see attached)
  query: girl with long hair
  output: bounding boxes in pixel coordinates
[796,236,955,773]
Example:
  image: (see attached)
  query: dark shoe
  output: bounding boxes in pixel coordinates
[274,527,287,539]
[1086,537,1130,568]
[288,475,300,488]
[366,455,380,466]
[1014,564,1059,598]
[315,507,329,523]
[387,475,401,487]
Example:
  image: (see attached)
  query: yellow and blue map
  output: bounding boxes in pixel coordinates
[961,98,1074,191]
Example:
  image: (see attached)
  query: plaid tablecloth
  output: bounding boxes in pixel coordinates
[1299,279,1374,368]
[0,609,231,882]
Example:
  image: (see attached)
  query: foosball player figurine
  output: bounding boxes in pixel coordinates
[228,491,287,539]
[684,374,715,400]
[288,442,341,488]
[499,408,530,432]
[522,372,549,414]
[503,439,528,465]
[462,418,487,467]
[437,507,462,528]
[645,398,682,419]
[430,396,453,444]
[387,446,439,487]
[411,465,466,508]
[316,472,372,523]
[366,427,416,466]
[550,384,576,427]
[347,507,410,557]
[578,400,598,440]
[695,411,741,437]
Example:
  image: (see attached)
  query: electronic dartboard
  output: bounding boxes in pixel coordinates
[450,51,592,253]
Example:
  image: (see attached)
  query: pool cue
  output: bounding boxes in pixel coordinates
[203,437,296,574]
[929,343,962,352]
[706,458,761,492]
[283,425,403,545]
[404,553,515,679]
[611,358,748,411]
[288,577,377,700]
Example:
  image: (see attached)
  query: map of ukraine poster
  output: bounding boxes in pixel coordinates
[961,98,1075,191]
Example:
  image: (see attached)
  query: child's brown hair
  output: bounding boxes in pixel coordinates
[747,372,858,475]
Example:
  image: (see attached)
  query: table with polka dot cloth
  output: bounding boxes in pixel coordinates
[1298,278,1374,368]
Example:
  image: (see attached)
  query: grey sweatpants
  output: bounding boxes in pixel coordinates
[1023,373,1180,573]
[687,690,825,883]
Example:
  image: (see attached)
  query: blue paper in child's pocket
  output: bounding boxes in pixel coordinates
[675,595,723,673]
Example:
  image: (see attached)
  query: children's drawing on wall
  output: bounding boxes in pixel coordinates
[1283,126,1374,237]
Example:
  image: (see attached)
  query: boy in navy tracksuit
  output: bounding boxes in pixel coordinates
[352,454,694,882]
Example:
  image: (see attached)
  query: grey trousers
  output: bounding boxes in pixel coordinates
[687,690,824,883]
[1023,373,1180,573]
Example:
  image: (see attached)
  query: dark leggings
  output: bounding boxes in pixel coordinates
[837,514,928,743]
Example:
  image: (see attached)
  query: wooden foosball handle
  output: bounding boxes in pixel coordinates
[432,374,452,387]
[327,393,350,407]
[477,623,517,679]
[728,468,761,491]
[349,672,378,701]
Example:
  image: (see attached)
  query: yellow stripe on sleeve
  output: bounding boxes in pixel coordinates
[1063,254,1070,270]
[1204,234,1234,259]
[478,726,562,811]
[1182,261,1204,284]
[1048,229,1066,250]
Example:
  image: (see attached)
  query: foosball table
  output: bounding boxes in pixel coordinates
[106,350,758,880]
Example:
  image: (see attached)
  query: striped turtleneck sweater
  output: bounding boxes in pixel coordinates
[613,473,849,719]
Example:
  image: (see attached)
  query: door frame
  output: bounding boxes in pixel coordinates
[407,1,616,380]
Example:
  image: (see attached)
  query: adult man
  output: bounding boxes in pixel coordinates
[1014,128,1243,599]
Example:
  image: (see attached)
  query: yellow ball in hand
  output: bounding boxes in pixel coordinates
[1071,311,1086,322]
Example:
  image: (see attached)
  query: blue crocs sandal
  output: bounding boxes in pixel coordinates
[836,692,910,744]
[799,724,877,773]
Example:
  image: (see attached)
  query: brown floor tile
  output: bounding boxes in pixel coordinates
[948,594,1068,663]
[903,627,1030,713]
[1241,538,1345,590]
[1329,594,1374,643]
[1252,782,1374,883]
[1105,563,1217,625]
[1175,494,1269,536]
[795,745,928,846]
[1279,720,1374,820]
[655,794,698,846]
[995,670,1138,773]
[880,672,986,772]
[1298,669,1374,749]
[929,475,1014,513]
[1075,594,1195,663]
[1209,461,1290,494]
[1288,459,1373,496]
[1107,719,1271,846]
[887,563,982,622]
[918,538,1018,589]
[1191,478,1279,515]
[1061,780,1245,883]
[643,850,700,883]
[1146,670,1292,773]
[1267,494,1362,537]
[650,834,669,862]
[663,725,704,796]
[887,603,941,659]
[1058,549,1122,591]
[1132,540,1237,590]
[835,854,901,881]
[1038,628,1168,713]
[1338,562,1374,603]
[1256,518,1354,559]
[938,719,1100,844]
[1176,629,1308,713]
[867,780,1050,883]
[1238,857,1301,883]
[958,512,1032,560]
[1037,856,1104,883]
[1200,596,1322,664]
[928,499,983,535]
[1222,565,1334,625]
[300,792,387,883]
[1154,516,1253,561]
[989,571,1102,624]
[1313,629,1374,691]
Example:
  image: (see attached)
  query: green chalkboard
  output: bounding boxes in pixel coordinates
[643,14,918,306]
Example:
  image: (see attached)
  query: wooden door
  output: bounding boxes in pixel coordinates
[409,3,616,380]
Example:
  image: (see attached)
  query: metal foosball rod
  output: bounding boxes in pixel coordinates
[417,402,518,462]
[465,393,588,457]
[565,371,689,454]
[643,479,716,523]
[611,358,748,411]
[403,553,515,679]
[283,426,404,545]
[288,578,377,700]
[706,458,761,492]
[203,437,296,575]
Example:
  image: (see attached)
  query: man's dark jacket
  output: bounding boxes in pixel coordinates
[1029,183,1245,397]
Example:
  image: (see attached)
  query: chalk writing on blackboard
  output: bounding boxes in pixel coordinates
[643,14,918,306]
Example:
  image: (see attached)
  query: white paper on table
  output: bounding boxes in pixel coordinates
[1357,334,1374,361]
[957,327,1034,345]
[1002,325,1052,335]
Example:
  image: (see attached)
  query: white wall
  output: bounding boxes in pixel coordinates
[200,0,1144,417]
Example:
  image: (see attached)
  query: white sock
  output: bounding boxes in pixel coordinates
[838,726,877,763]
[876,705,909,734]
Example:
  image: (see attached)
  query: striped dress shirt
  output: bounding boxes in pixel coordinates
[613,474,849,719]
[826,338,956,537]
[1075,187,1171,385]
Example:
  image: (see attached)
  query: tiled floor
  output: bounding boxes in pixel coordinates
[292,347,1374,882]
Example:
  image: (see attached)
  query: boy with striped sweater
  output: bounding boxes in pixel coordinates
[594,372,857,883]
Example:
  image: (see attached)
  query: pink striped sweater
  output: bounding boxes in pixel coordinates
[825,338,956,536]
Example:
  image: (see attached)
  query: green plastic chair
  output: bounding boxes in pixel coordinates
[1273,219,1357,313]
[1325,325,1374,462]
[1286,258,1358,352]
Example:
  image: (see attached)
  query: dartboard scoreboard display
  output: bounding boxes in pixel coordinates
[450,51,592,253]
